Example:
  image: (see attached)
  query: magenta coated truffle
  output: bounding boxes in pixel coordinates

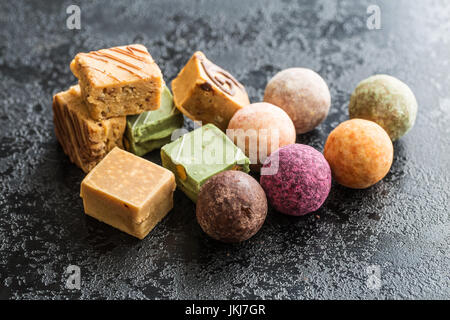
[260,144,331,216]
[196,171,268,243]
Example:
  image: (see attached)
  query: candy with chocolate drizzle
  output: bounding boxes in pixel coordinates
[172,51,250,131]
[197,54,244,96]
[70,44,164,120]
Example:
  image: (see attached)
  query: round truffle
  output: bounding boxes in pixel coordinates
[349,74,418,141]
[227,102,296,169]
[196,170,268,243]
[263,68,331,134]
[260,144,331,216]
[324,119,393,189]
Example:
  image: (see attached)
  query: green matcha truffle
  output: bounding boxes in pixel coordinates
[125,86,184,156]
[349,74,418,141]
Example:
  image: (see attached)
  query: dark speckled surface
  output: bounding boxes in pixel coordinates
[0,0,449,299]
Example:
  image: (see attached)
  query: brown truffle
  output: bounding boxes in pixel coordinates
[196,171,268,243]
[264,68,331,134]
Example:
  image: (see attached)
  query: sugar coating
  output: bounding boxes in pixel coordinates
[324,119,393,189]
[264,68,331,134]
[349,74,418,141]
[260,144,331,216]
[227,102,296,167]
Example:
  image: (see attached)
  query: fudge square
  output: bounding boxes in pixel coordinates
[161,124,250,203]
[70,44,164,120]
[80,147,176,239]
[171,51,250,131]
[52,85,126,173]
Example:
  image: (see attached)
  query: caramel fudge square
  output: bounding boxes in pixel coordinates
[70,44,164,120]
[80,147,176,239]
[52,85,126,173]
[172,51,250,131]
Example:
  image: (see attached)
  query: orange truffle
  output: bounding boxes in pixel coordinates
[323,119,393,189]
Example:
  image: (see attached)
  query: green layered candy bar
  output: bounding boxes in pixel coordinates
[161,123,250,202]
[125,86,184,156]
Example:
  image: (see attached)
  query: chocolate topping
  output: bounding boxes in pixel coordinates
[199,82,213,92]
[198,55,244,96]
[80,45,152,81]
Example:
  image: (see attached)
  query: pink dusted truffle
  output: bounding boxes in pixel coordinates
[260,144,331,216]
[227,102,296,169]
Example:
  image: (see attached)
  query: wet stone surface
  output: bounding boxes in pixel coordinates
[0,0,449,299]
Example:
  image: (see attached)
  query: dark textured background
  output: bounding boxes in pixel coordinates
[0,0,449,300]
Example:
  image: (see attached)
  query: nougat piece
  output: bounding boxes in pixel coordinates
[161,124,250,202]
[52,85,126,173]
[171,51,250,131]
[124,86,184,156]
[80,147,176,239]
[70,44,164,120]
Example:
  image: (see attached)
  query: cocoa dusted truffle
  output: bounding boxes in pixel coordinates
[264,68,331,134]
[196,171,267,243]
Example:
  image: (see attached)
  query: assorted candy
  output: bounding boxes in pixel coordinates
[53,45,418,242]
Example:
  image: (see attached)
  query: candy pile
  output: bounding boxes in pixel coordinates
[52,45,418,242]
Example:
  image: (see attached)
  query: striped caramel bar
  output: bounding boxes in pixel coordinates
[172,51,250,131]
[52,85,126,173]
[70,44,164,120]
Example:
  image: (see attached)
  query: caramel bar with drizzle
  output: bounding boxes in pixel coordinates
[52,85,126,173]
[172,51,250,131]
[70,44,164,120]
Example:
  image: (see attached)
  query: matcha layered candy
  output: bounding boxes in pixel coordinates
[349,74,418,141]
[124,87,184,156]
[161,124,250,202]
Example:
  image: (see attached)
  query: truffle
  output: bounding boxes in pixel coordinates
[324,119,393,189]
[260,144,331,216]
[349,74,418,141]
[263,68,331,134]
[196,171,267,243]
[227,102,296,169]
